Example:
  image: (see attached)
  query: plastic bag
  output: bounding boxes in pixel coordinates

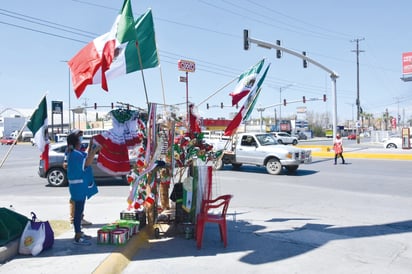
[30,212,54,251]
[19,221,45,256]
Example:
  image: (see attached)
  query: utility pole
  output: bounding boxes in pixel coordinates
[351,38,365,144]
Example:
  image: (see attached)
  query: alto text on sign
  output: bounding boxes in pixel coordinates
[178,60,196,72]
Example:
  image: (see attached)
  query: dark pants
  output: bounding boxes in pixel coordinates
[335,153,345,164]
[73,200,86,236]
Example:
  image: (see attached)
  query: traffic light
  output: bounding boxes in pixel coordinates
[221,102,224,109]
[111,102,114,109]
[243,29,249,50]
[127,104,130,110]
[302,51,307,68]
[283,99,286,106]
[94,103,97,109]
[206,103,209,109]
[323,94,326,102]
[276,40,281,58]
[303,96,306,103]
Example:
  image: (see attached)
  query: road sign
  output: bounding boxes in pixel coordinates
[178,59,196,72]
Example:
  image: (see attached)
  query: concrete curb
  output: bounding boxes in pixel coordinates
[297,145,412,160]
[92,226,151,274]
[311,151,412,160]
[0,239,19,264]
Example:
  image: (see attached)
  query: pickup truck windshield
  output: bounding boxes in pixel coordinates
[255,134,278,146]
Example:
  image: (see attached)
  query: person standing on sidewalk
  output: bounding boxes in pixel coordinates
[66,132,100,245]
[64,129,93,226]
[333,133,345,165]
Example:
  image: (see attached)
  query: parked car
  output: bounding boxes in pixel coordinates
[38,141,136,187]
[0,136,17,145]
[383,136,412,149]
[347,133,356,140]
[271,132,298,145]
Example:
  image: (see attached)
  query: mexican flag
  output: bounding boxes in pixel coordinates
[27,96,49,170]
[68,0,136,98]
[105,9,159,81]
[229,59,264,106]
[224,63,271,136]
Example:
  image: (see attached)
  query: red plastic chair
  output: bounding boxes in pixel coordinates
[196,194,233,249]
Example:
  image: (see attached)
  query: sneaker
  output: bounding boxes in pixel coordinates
[81,219,93,226]
[73,237,92,246]
[80,232,92,240]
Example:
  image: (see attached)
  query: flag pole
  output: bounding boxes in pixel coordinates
[135,41,149,107]
[151,20,166,110]
[0,120,27,169]
[197,77,237,107]
[0,93,47,169]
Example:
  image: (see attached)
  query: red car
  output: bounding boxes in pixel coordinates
[0,137,17,145]
[347,133,356,140]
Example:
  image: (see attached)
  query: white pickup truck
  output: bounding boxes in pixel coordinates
[214,132,312,175]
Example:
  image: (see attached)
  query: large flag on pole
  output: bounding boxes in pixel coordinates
[27,96,50,171]
[105,9,159,81]
[229,59,264,106]
[68,0,136,98]
[224,63,271,136]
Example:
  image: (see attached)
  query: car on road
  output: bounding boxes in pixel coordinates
[1,136,17,145]
[271,132,298,145]
[38,141,136,187]
[383,136,412,149]
[347,133,356,140]
[293,132,307,140]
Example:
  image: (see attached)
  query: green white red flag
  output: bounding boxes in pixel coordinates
[68,0,136,98]
[105,9,159,81]
[224,62,271,136]
[229,59,264,106]
[27,96,49,170]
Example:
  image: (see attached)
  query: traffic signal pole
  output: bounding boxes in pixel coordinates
[244,30,339,139]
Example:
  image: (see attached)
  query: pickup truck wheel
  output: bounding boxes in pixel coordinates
[213,158,224,170]
[266,158,282,175]
[232,163,242,169]
[292,140,298,145]
[47,167,68,187]
[285,165,298,172]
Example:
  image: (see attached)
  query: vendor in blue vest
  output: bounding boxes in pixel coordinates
[66,132,101,245]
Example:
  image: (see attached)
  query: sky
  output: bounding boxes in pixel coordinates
[1,0,412,126]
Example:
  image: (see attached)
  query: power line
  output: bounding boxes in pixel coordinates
[0,20,89,44]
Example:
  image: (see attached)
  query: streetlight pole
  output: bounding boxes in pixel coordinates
[61,60,71,131]
[68,66,71,131]
[279,83,294,124]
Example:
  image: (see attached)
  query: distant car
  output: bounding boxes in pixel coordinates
[383,136,412,149]
[0,137,17,145]
[293,132,307,140]
[347,133,356,140]
[271,132,298,145]
[38,141,136,187]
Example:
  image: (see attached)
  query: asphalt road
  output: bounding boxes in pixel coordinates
[2,143,412,273]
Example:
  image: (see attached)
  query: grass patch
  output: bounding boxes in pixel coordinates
[49,220,71,237]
